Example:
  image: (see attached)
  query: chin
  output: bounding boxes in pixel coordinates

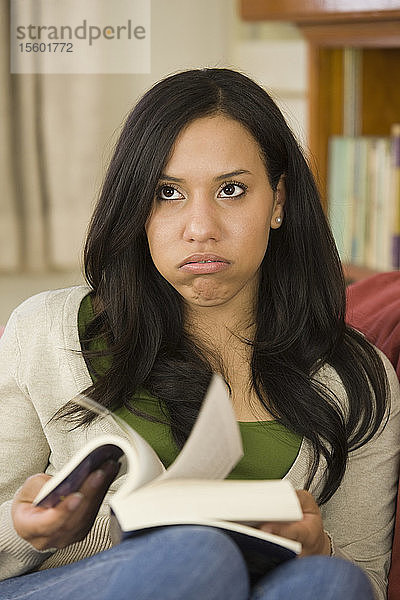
[184,294,231,307]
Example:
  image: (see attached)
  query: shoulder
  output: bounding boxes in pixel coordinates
[3,285,91,348]
[312,362,348,411]
[314,345,400,419]
[11,285,91,326]
[12,285,91,317]
[377,347,400,419]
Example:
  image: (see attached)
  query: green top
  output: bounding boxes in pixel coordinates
[78,293,302,479]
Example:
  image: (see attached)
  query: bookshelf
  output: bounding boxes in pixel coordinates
[240,1,400,281]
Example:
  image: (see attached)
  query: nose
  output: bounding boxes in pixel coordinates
[182,197,221,243]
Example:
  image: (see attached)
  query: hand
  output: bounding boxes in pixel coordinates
[11,460,120,551]
[260,489,331,557]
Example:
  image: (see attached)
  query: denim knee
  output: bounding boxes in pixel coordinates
[252,555,374,600]
[0,526,249,600]
[299,555,373,592]
[105,525,250,600]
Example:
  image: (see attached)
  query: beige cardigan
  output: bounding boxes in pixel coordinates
[0,286,399,600]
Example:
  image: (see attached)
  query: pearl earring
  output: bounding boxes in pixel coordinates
[275,217,282,224]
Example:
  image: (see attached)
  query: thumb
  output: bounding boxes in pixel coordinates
[15,474,53,504]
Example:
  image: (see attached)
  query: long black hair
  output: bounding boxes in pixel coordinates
[74,68,388,504]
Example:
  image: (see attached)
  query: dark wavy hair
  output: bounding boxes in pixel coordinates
[72,68,388,504]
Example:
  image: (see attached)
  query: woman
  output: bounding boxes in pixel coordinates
[0,68,399,599]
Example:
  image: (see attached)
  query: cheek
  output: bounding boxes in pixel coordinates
[146,218,176,273]
[233,214,270,254]
[249,231,270,268]
[240,224,271,277]
[146,213,165,243]
[146,222,162,265]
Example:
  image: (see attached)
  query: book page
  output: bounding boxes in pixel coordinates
[161,374,243,481]
[112,479,302,555]
[132,479,302,523]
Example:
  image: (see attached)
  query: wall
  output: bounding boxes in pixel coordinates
[230,21,308,149]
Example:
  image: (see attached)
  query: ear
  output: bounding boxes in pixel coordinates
[270,175,286,229]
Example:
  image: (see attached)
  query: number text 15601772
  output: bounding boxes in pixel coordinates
[18,42,73,53]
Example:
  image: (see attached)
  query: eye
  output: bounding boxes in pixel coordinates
[156,185,184,201]
[218,182,248,198]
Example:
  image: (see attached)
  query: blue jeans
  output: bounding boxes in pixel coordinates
[0,526,375,599]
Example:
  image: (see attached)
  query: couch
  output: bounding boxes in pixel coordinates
[346,271,400,600]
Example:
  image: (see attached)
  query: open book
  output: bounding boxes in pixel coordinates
[34,375,303,573]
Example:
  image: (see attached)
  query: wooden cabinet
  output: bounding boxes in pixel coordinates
[240,1,400,280]
[240,1,400,23]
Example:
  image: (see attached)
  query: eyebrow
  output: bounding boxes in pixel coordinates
[159,169,252,183]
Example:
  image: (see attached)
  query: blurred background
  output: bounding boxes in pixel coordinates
[1,0,400,324]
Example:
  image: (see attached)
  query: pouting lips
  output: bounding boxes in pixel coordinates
[179,254,230,267]
[187,260,224,264]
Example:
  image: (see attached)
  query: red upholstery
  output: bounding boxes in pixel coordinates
[347,271,400,380]
[346,271,400,600]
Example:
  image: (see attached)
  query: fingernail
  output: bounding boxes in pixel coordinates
[88,469,106,487]
[104,459,119,471]
[260,525,272,533]
[102,460,121,478]
[67,492,84,511]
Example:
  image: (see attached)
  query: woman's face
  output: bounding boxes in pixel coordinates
[145,114,285,312]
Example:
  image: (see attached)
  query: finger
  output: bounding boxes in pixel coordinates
[78,459,120,503]
[260,521,303,542]
[45,459,118,521]
[52,460,121,528]
[16,474,53,504]
[295,490,320,515]
[15,490,83,528]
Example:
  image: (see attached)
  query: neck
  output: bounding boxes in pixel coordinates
[185,302,272,421]
[184,300,256,352]
[183,295,274,421]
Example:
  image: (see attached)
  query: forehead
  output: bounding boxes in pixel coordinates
[164,114,266,175]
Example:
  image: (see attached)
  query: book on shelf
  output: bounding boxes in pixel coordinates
[328,127,400,272]
[34,375,303,573]
[327,136,355,261]
[391,124,400,269]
